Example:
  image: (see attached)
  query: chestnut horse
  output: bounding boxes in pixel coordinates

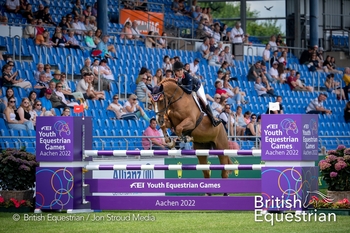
[151,78,231,180]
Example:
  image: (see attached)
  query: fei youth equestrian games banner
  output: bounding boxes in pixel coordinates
[119,9,164,35]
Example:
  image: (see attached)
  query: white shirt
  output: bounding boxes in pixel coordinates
[263,49,270,61]
[99,66,114,80]
[131,27,141,38]
[6,0,19,10]
[124,100,137,112]
[212,31,221,42]
[269,41,278,51]
[230,27,244,44]
[76,79,91,93]
[189,62,199,74]
[268,67,278,77]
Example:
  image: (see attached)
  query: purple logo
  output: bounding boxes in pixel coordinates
[54,120,71,136]
[280,118,298,135]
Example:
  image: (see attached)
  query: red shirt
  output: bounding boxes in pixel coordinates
[287,76,297,90]
[215,88,227,95]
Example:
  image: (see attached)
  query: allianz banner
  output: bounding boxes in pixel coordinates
[119,9,164,35]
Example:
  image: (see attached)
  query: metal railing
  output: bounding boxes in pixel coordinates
[12,35,22,62]
[65,54,75,81]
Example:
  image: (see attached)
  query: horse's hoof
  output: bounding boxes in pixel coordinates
[223,193,229,196]
[205,193,212,196]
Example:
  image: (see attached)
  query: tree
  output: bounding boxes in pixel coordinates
[199,1,283,42]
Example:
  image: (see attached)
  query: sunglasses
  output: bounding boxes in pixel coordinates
[133,99,137,101]
[147,79,151,81]
[252,117,256,119]
[215,97,220,99]
[36,104,42,106]
[113,98,119,100]
[10,101,16,103]
[57,86,63,88]
[23,102,29,104]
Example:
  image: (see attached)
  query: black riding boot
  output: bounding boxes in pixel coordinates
[206,104,221,127]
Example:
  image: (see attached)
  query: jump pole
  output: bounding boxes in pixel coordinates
[35,114,319,212]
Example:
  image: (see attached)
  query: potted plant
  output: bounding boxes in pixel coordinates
[308,195,350,215]
[0,196,33,212]
[319,145,350,202]
[0,148,38,206]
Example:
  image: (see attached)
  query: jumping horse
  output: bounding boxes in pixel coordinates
[150,78,232,184]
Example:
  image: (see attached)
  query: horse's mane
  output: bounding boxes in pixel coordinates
[158,78,178,86]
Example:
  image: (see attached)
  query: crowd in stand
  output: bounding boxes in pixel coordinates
[1,0,350,145]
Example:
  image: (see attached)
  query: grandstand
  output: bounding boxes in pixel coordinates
[0,0,349,153]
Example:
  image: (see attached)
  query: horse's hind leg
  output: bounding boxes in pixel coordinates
[197,156,210,178]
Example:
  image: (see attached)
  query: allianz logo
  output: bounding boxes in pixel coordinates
[113,163,154,179]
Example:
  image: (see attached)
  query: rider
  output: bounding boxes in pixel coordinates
[173,61,221,127]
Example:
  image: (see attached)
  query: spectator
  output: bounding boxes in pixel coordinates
[61,107,71,116]
[76,73,105,100]
[92,2,98,17]
[158,32,168,49]
[47,81,66,109]
[4,97,32,131]
[266,96,284,114]
[192,5,202,21]
[287,70,305,91]
[5,0,20,13]
[37,89,52,114]
[1,64,32,89]
[208,37,216,53]
[243,111,251,125]
[35,30,52,47]
[124,94,150,121]
[15,97,35,130]
[208,47,221,67]
[269,50,279,67]
[223,46,234,67]
[52,32,70,48]
[120,21,133,40]
[276,34,288,52]
[1,87,14,107]
[84,58,110,91]
[107,94,138,120]
[245,114,259,140]
[145,31,157,48]
[218,104,235,136]
[43,64,53,80]
[131,21,142,40]
[165,69,174,79]
[51,70,62,83]
[323,55,342,74]
[59,73,73,96]
[136,73,152,104]
[196,18,210,39]
[59,16,71,29]
[262,43,271,62]
[71,15,83,34]
[299,46,313,65]
[325,73,345,100]
[65,30,82,50]
[42,6,56,26]
[22,4,34,22]
[230,21,244,44]
[198,37,210,59]
[28,91,37,107]
[189,58,202,79]
[222,30,231,42]
[85,30,96,50]
[23,18,37,39]
[152,68,164,87]
[254,77,276,97]
[83,5,92,17]
[278,51,288,67]
[344,101,350,123]
[34,4,44,20]
[268,35,278,51]
[98,59,114,81]
[97,34,116,59]
[268,61,282,83]
[307,53,323,72]
[35,19,45,35]
[142,118,170,150]
[54,82,79,107]
[343,67,350,100]
[211,94,224,117]
[34,72,49,97]
[72,0,83,17]
[212,23,221,42]
[306,93,332,114]
[247,60,266,83]
[88,16,97,31]
[32,100,45,117]
[162,56,172,73]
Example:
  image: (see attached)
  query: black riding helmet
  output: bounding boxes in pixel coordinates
[173,61,184,71]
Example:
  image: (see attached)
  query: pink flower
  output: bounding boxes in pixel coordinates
[0,197,4,203]
[327,150,339,156]
[330,172,338,178]
[337,145,346,150]
[335,161,347,171]
[327,154,338,162]
[344,149,350,155]
[319,160,331,170]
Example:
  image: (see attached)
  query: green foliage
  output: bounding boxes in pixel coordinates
[199,1,283,40]
[0,148,38,190]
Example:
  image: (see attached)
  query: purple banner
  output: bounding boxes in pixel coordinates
[85,178,261,193]
[86,196,256,210]
[261,114,318,161]
[36,117,92,162]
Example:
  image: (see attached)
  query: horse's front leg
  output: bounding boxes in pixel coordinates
[174,118,196,137]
